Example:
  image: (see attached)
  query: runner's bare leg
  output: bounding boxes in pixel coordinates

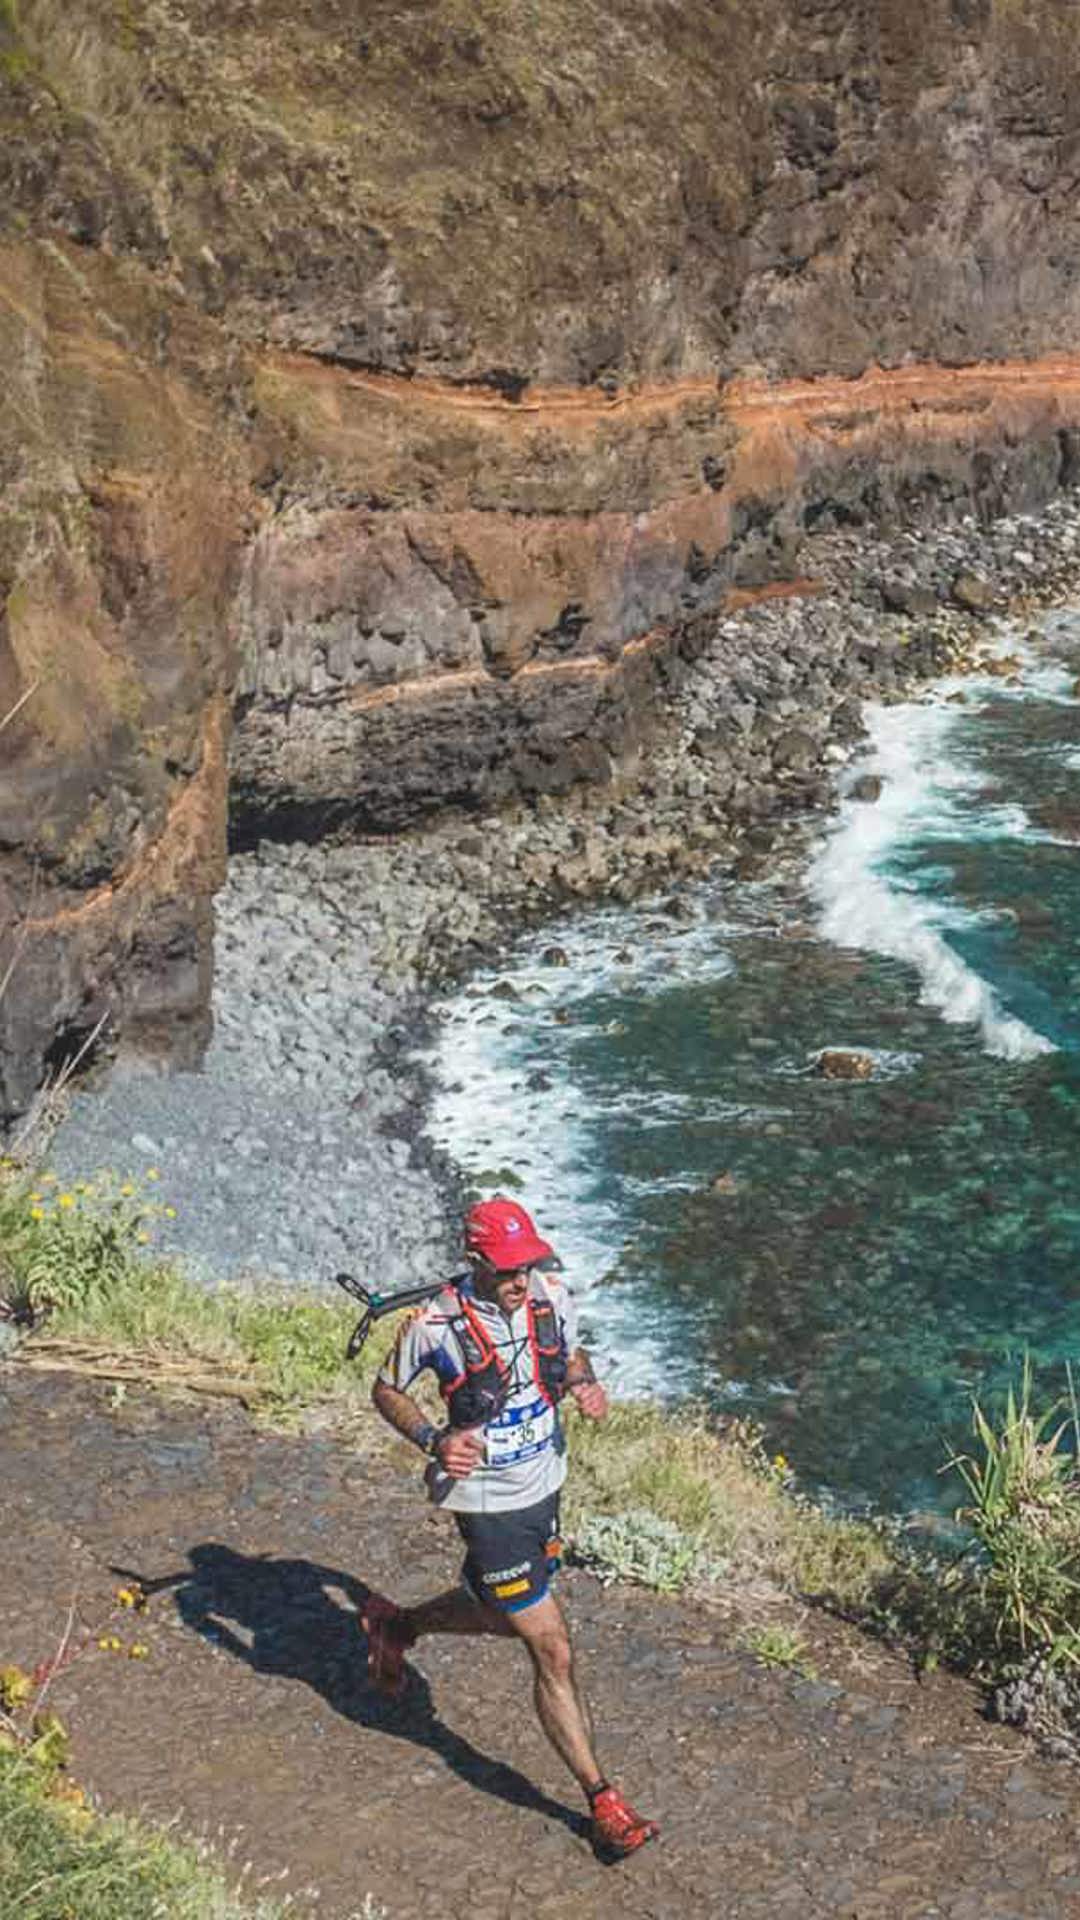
[504,1591,601,1791]
[395,1587,601,1791]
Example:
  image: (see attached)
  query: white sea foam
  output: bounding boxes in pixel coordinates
[425,625,1072,1387]
[808,665,1057,1062]
[423,905,749,1390]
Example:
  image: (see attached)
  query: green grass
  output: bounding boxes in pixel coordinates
[0,0,30,82]
[47,1257,394,1412]
[0,1163,393,1418]
[0,1750,290,1920]
[563,1401,893,1611]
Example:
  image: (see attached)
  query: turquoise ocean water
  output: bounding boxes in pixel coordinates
[427,611,1080,1517]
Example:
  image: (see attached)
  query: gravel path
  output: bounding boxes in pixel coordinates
[3,1370,1078,1920]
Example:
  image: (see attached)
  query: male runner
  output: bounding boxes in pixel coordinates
[363,1196,659,1859]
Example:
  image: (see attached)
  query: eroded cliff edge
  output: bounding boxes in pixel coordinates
[4,0,1080,1118]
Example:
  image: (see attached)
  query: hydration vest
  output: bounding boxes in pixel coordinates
[441,1284,568,1430]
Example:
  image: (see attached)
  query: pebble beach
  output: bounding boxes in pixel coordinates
[49,495,1080,1331]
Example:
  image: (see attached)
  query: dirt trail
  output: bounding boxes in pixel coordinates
[3,1371,1078,1920]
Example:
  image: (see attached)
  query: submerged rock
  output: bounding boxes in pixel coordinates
[816,1050,875,1081]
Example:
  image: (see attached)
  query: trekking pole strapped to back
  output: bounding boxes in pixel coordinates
[331,1271,466,1361]
[331,1253,565,1362]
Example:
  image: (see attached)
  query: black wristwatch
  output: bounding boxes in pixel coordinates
[414,1422,441,1458]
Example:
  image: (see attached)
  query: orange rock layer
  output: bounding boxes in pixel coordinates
[5,231,1080,1110]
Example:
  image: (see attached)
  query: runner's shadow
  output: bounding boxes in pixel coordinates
[113,1545,585,1838]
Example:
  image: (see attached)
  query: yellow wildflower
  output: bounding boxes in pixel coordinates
[129,1644,149,1661]
[136,1231,150,1244]
[0,1666,32,1708]
[116,1588,136,1609]
[164,1205,177,1219]
[772,1453,789,1474]
[145,1167,160,1181]
[29,1206,44,1223]
[119,1183,136,1198]
[57,1193,75,1209]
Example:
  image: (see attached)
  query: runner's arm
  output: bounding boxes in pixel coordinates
[564,1347,596,1387]
[564,1347,608,1420]
[371,1377,439,1449]
[371,1379,484,1477]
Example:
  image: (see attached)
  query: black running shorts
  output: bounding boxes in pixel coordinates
[456,1492,562,1615]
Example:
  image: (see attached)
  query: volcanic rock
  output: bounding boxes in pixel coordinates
[8,0,1080,1110]
[850,775,884,802]
[816,1051,875,1081]
[951,573,996,613]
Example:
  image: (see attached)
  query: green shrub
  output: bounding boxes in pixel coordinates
[947,1362,1080,1668]
[0,1160,394,1416]
[572,1508,722,1593]
[742,1623,817,1680]
[0,1168,153,1321]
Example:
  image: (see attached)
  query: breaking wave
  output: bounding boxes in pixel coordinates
[808,691,1056,1062]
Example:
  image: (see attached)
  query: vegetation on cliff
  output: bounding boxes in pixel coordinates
[6,0,1080,382]
[0,1166,389,1420]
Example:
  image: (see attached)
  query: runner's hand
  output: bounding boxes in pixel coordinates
[436,1428,486,1478]
[570,1381,608,1421]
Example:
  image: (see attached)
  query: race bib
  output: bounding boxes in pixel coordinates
[485,1396,555,1468]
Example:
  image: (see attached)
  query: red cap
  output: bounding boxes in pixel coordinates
[465,1198,554,1271]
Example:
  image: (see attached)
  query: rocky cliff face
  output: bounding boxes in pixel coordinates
[4,0,1080,1116]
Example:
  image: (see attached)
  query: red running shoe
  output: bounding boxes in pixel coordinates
[360,1593,414,1698]
[590,1785,659,1859]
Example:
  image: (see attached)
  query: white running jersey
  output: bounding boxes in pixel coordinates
[378,1271,579,1514]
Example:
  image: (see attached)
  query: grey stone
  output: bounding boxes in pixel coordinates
[850,773,884,802]
[772,728,818,771]
[952,570,995,612]
[881,576,939,617]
